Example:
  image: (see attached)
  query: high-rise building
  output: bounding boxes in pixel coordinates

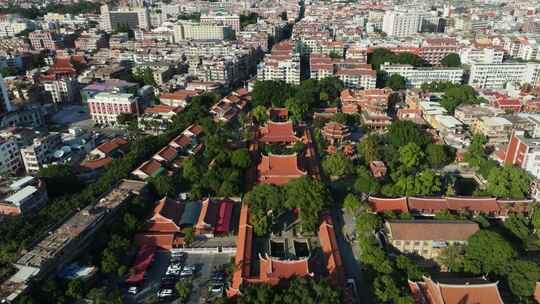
[0,74,13,114]
[382,10,422,37]
[100,4,150,33]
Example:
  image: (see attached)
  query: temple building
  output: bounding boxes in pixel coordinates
[321,122,351,145]
[409,276,503,304]
[257,154,307,185]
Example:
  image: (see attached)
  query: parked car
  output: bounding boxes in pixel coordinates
[127,286,138,295]
[210,283,224,297]
[180,265,196,277]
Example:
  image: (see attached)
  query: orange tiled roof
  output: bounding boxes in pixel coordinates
[96,137,128,154]
[260,121,299,143]
[257,154,307,185]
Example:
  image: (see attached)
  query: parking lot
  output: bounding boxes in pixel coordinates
[185,253,234,304]
[125,250,234,304]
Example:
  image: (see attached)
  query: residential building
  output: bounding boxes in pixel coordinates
[159,90,199,108]
[420,38,460,66]
[468,62,540,89]
[473,116,513,145]
[87,92,140,126]
[310,54,376,89]
[74,31,108,51]
[0,74,13,114]
[81,79,138,104]
[100,4,150,32]
[0,136,21,176]
[0,15,34,37]
[1,180,146,300]
[29,31,61,50]
[257,40,301,85]
[381,63,464,88]
[385,220,479,261]
[382,9,422,37]
[0,176,48,216]
[200,12,240,32]
[138,104,183,135]
[454,105,505,126]
[174,22,234,41]
[20,133,62,173]
[504,130,540,179]
[459,47,504,65]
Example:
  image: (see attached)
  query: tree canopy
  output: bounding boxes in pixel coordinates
[486,165,531,199]
[464,230,517,275]
[440,53,461,67]
[386,74,407,91]
[322,152,354,178]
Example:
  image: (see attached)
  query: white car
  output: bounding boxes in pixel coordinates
[210,283,224,296]
[180,265,195,277]
[166,268,180,276]
[158,289,173,298]
[127,286,138,295]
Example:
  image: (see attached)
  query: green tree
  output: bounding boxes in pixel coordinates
[322,152,353,178]
[182,157,202,182]
[373,275,401,302]
[413,169,441,195]
[354,166,381,195]
[504,213,532,246]
[231,148,251,169]
[440,85,479,114]
[284,177,331,232]
[66,278,84,300]
[399,142,424,170]
[252,105,268,124]
[486,165,531,199]
[426,144,451,168]
[387,120,431,148]
[251,80,294,108]
[386,74,407,91]
[285,97,309,122]
[436,244,465,272]
[506,259,540,300]
[463,133,487,168]
[440,53,461,67]
[38,164,82,198]
[396,255,423,281]
[116,113,137,126]
[343,194,361,214]
[148,175,176,197]
[464,230,517,275]
[175,279,192,301]
[359,134,382,163]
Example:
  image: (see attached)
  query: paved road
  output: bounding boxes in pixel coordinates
[332,208,372,304]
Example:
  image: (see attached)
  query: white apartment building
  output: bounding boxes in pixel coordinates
[20,133,62,173]
[0,136,22,176]
[257,54,301,85]
[200,12,240,32]
[43,77,78,104]
[468,62,540,89]
[381,63,464,88]
[173,22,234,41]
[100,4,150,32]
[87,92,140,126]
[459,47,504,65]
[382,10,422,37]
[0,19,33,37]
